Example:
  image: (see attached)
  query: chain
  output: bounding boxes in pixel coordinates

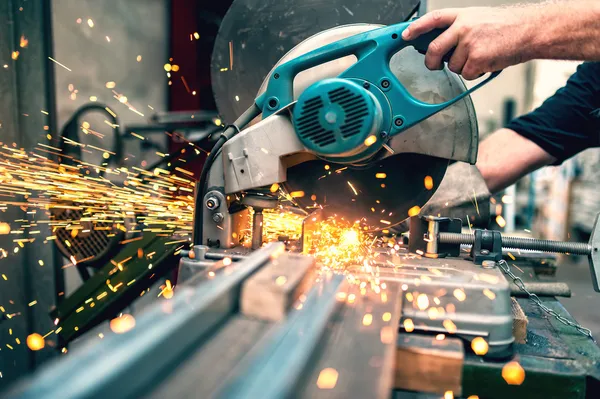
[497,260,594,340]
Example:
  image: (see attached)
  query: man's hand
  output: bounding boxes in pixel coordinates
[402,2,600,80]
[402,7,534,80]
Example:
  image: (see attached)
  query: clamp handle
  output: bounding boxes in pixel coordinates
[257,21,500,135]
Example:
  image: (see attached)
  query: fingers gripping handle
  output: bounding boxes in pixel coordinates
[410,27,456,63]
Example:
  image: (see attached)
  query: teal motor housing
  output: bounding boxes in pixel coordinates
[293,78,382,159]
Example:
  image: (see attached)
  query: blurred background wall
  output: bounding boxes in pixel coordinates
[51,0,169,294]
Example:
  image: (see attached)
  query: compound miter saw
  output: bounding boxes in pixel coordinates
[194,22,498,250]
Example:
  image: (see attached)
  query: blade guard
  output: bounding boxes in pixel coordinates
[256,21,500,136]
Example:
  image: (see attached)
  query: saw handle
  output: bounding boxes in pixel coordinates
[410,28,456,64]
[258,21,500,135]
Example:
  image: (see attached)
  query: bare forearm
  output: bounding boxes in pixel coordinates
[404,1,600,79]
[526,1,600,62]
[476,129,556,193]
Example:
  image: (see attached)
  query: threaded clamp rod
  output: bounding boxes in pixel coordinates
[438,232,591,256]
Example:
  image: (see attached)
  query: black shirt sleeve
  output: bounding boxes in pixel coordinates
[506,62,600,164]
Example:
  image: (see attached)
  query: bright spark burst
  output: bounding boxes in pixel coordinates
[302,217,373,272]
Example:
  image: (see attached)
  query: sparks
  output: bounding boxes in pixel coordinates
[347,181,358,195]
[48,57,72,71]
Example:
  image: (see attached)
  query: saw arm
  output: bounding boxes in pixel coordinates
[259,22,499,131]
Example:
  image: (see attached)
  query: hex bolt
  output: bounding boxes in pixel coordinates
[212,213,224,223]
[206,196,220,210]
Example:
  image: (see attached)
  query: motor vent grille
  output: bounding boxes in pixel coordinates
[327,87,369,139]
[293,78,379,158]
[295,96,336,148]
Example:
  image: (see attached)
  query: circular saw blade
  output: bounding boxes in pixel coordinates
[211,0,420,124]
[284,154,448,230]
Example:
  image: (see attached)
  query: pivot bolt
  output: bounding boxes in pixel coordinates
[206,196,220,210]
[381,79,390,88]
[267,97,279,109]
[394,117,404,127]
[212,213,224,223]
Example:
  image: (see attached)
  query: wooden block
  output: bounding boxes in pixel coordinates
[241,252,316,321]
[395,333,464,396]
[511,297,528,344]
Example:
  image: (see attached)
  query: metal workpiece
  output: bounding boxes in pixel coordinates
[217,273,346,399]
[11,242,402,398]
[7,243,286,399]
[218,275,402,399]
[178,245,251,284]
[364,255,514,359]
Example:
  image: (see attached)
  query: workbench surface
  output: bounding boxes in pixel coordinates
[395,296,600,398]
